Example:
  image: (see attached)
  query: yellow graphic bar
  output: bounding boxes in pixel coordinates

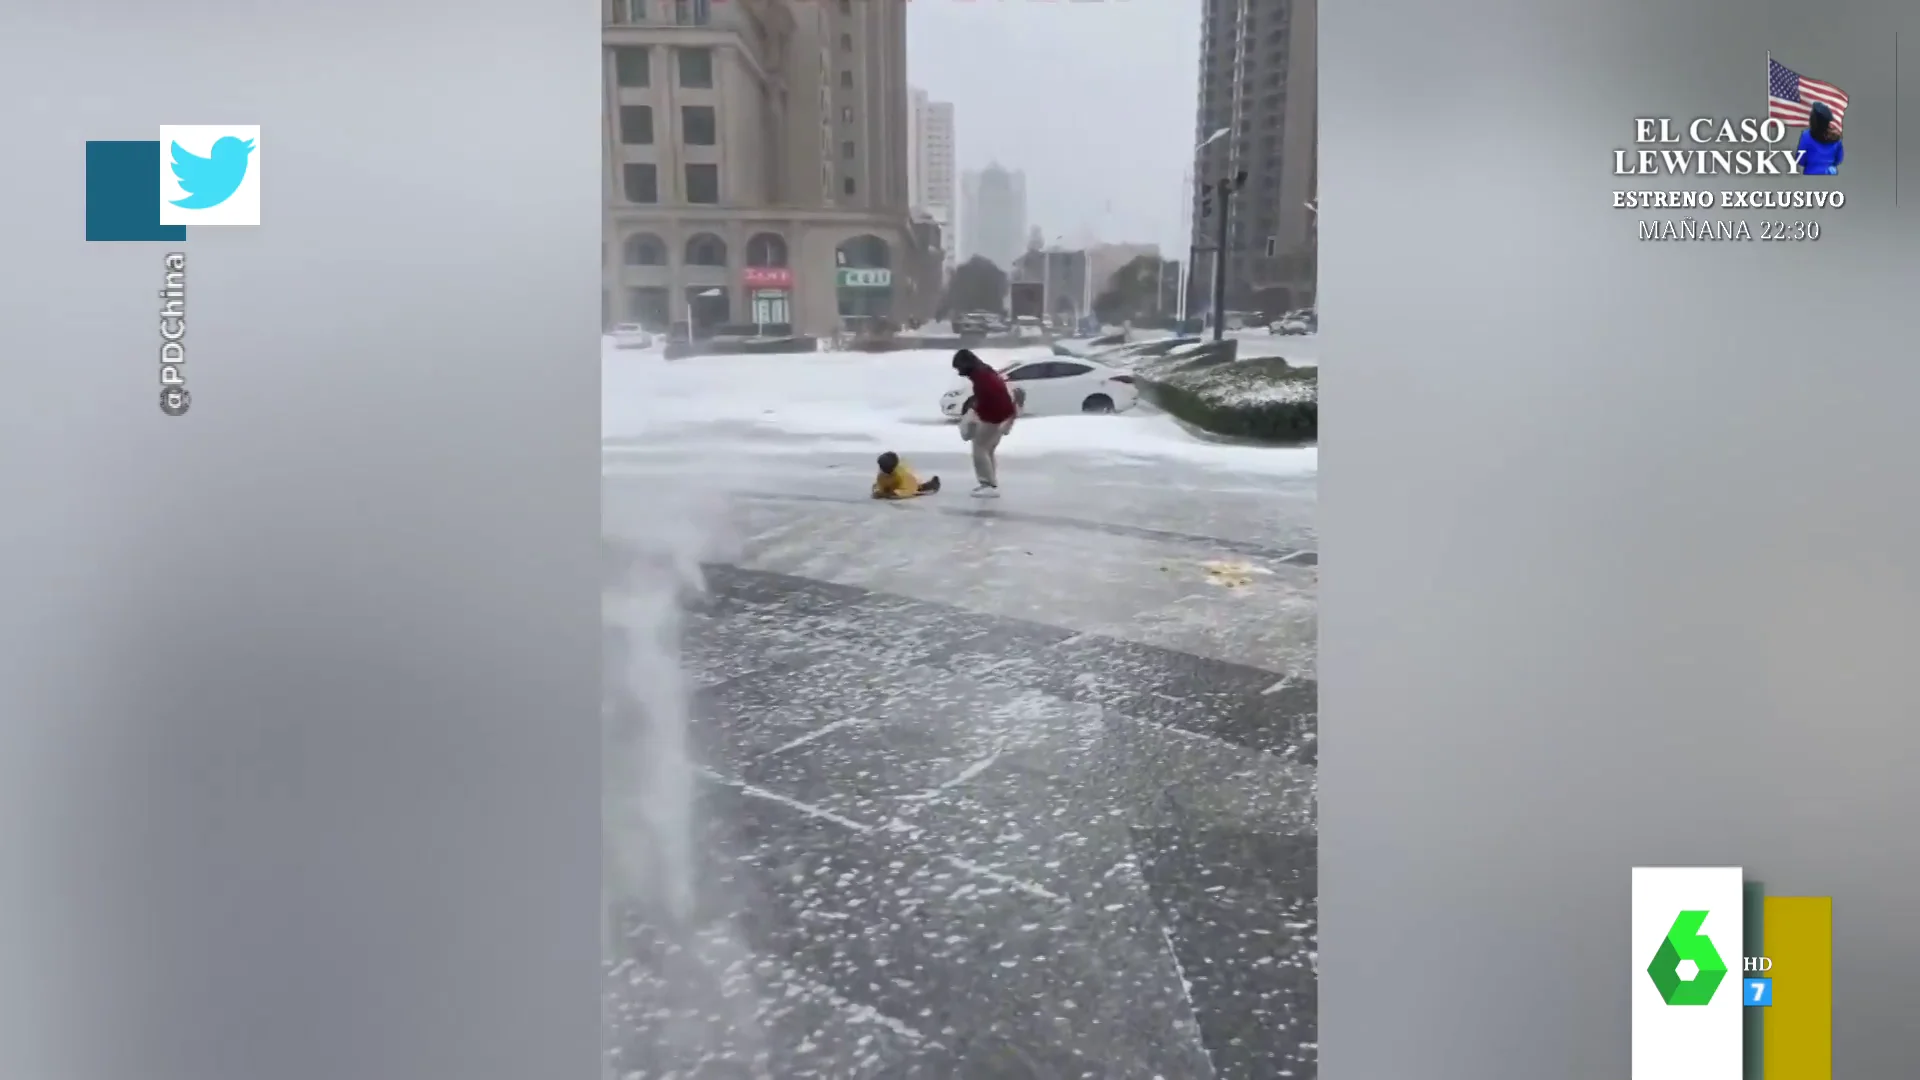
[1761,896,1831,1080]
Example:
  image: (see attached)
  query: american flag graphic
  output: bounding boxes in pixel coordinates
[1769,57,1847,132]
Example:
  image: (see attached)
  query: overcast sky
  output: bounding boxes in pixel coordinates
[905,0,1199,254]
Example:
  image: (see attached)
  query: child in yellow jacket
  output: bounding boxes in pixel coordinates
[872,451,941,498]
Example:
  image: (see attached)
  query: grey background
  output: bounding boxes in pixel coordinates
[4,1,1916,1078]
[1322,1,1916,1077]
[0,3,601,1079]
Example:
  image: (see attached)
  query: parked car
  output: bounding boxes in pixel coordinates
[609,323,654,349]
[940,357,1141,419]
[955,311,1007,336]
[1269,309,1316,335]
[1118,336,1202,359]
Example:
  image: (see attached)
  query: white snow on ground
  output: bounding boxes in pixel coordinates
[1204,378,1317,407]
[1228,331,1317,366]
[603,345,1316,476]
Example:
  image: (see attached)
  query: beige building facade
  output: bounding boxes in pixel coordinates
[602,0,931,335]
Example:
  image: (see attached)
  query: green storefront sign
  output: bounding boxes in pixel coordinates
[835,267,891,288]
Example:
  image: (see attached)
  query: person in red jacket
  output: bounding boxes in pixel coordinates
[952,349,1018,496]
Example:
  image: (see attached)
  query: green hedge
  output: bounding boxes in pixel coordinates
[1138,352,1317,444]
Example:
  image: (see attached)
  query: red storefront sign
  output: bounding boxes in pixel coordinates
[742,266,793,289]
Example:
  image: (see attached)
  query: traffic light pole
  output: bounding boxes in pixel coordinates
[1182,244,1198,324]
[1210,177,1232,342]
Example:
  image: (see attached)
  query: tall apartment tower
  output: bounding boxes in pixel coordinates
[958,163,1027,270]
[601,0,932,336]
[1187,0,1317,315]
[908,88,957,276]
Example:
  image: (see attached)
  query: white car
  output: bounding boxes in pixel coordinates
[940,357,1141,419]
[1269,309,1316,336]
[609,323,654,349]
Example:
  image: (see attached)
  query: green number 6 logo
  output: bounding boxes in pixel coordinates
[1648,910,1729,1005]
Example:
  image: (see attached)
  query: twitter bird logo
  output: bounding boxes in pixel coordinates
[169,136,254,209]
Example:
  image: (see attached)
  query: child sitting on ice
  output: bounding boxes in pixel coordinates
[871,451,940,499]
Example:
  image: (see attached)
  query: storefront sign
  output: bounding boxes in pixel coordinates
[835,267,891,288]
[742,266,793,289]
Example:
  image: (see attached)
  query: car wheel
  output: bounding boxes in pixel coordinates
[1081,394,1114,414]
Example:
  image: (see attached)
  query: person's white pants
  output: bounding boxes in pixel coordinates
[969,419,1011,486]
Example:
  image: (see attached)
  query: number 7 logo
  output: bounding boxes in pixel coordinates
[1744,977,1773,1006]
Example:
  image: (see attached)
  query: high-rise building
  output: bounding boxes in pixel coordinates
[1187,0,1317,315]
[601,0,933,335]
[958,163,1027,270]
[908,88,957,276]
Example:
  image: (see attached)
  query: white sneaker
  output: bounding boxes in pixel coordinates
[971,484,999,498]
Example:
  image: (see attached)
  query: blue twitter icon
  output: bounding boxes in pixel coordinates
[170,136,253,209]
[158,125,262,227]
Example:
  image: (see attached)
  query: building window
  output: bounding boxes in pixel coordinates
[745,232,790,268]
[677,46,714,89]
[684,232,728,267]
[685,163,720,204]
[841,140,855,160]
[840,70,853,89]
[681,105,717,146]
[612,46,650,88]
[623,232,668,266]
[840,32,853,50]
[618,105,653,145]
[673,0,711,25]
[622,163,658,203]
[840,106,853,123]
[612,0,647,23]
[842,176,856,196]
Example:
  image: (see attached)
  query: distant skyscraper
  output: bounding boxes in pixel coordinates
[959,163,1026,269]
[1188,0,1317,313]
[908,87,957,274]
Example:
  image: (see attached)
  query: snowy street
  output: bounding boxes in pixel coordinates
[603,346,1317,1077]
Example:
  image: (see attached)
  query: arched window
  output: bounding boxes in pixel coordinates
[745,232,789,268]
[684,233,729,267]
[835,233,891,269]
[623,233,667,266]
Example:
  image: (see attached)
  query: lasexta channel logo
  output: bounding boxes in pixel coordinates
[1647,910,1729,1005]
